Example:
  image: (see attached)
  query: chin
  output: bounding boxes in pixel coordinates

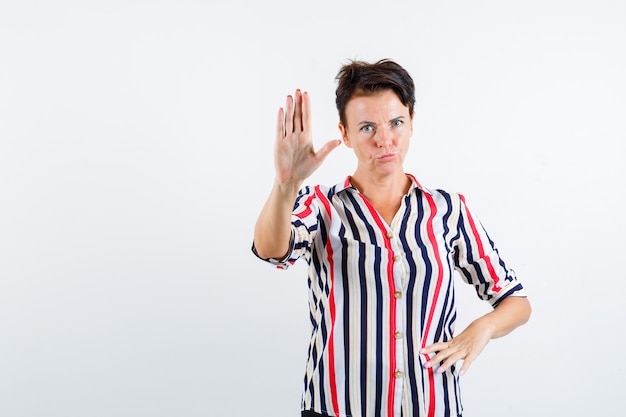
[376,164,401,176]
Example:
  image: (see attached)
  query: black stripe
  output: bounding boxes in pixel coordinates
[373,245,384,414]
[358,241,368,416]
[346,191,377,244]
[400,192,421,409]
[341,237,353,417]
[414,194,433,333]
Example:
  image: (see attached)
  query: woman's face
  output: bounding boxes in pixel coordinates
[339,89,413,177]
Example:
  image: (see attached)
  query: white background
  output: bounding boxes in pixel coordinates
[1,1,625,416]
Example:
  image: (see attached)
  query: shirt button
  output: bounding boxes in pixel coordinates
[394,291,402,299]
[395,370,403,378]
[393,255,401,262]
[394,331,403,339]
[386,231,393,239]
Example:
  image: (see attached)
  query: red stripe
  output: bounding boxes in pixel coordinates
[359,195,397,417]
[315,186,340,416]
[459,195,502,292]
[420,194,443,417]
[295,194,316,219]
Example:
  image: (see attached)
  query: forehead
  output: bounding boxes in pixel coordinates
[344,90,409,120]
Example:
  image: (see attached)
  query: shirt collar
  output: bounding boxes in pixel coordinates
[336,174,432,195]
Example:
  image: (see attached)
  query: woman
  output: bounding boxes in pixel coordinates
[253,59,531,417]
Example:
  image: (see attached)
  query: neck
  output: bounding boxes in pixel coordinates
[350,170,410,201]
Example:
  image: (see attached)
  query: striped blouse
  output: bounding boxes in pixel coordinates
[253,174,525,417]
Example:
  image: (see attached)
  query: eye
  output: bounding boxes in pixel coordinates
[360,125,374,133]
[391,119,404,128]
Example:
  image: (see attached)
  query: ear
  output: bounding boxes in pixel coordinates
[338,123,352,148]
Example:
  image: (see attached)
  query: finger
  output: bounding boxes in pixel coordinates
[285,94,294,134]
[302,91,311,133]
[436,353,464,374]
[276,107,285,140]
[421,342,456,368]
[420,342,450,355]
[423,350,446,369]
[424,351,451,369]
[456,347,480,376]
[315,139,342,162]
[458,358,472,376]
[293,89,303,132]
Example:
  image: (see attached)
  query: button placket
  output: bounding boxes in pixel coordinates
[387,225,408,406]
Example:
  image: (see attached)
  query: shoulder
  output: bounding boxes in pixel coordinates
[414,185,463,207]
[409,185,466,224]
[296,183,340,199]
[406,175,459,202]
[293,183,343,215]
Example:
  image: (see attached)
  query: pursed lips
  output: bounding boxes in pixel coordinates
[375,152,396,161]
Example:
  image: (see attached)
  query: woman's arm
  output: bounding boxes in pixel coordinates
[421,296,531,375]
[253,89,340,259]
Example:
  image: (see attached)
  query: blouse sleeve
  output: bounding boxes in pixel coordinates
[452,194,527,307]
[251,185,320,270]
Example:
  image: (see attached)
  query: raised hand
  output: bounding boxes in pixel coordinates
[254,90,342,260]
[274,89,341,185]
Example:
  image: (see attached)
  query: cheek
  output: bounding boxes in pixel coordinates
[396,136,410,151]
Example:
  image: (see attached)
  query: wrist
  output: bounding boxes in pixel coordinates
[274,179,303,196]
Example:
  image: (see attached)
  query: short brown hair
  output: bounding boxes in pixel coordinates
[335,59,416,127]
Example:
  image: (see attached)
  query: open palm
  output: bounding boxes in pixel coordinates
[274,89,340,185]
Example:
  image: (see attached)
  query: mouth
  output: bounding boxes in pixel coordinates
[376,153,396,161]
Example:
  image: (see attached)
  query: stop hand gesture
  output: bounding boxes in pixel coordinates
[274,89,341,186]
[254,90,341,260]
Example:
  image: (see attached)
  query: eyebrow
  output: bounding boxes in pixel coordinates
[357,116,406,126]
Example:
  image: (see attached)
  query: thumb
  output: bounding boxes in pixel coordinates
[316,139,342,162]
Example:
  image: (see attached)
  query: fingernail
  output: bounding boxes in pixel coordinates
[437,367,445,374]
[459,370,466,377]
[424,361,431,368]
[419,348,426,354]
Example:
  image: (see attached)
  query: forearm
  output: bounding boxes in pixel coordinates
[254,89,340,260]
[476,296,532,339]
[253,180,302,260]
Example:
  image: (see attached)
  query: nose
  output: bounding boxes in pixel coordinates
[375,127,392,148]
